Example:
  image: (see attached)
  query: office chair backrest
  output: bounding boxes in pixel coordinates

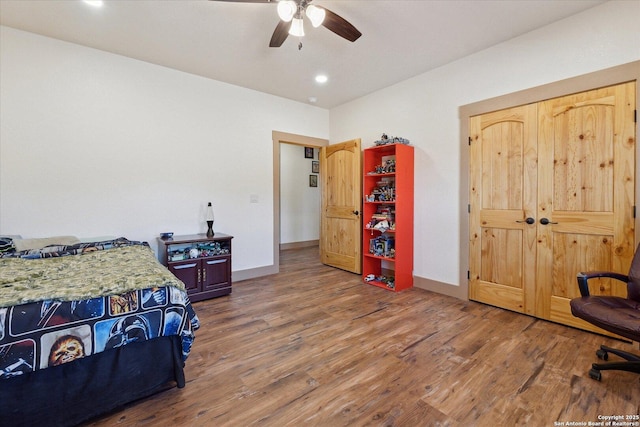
[626,244,640,302]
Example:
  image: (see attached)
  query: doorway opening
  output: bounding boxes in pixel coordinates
[280,142,321,251]
[272,131,328,270]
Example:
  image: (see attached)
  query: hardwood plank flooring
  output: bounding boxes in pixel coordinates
[85,247,639,426]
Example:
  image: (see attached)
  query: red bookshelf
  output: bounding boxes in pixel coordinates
[362,143,414,291]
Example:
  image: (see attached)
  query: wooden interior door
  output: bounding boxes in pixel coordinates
[537,82,636,332]
[469,104,538,314]
[320,139,362,274]
[470,81,636,334]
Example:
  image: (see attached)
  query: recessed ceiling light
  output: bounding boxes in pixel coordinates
[315,74,328,84]
[83,0,104,7]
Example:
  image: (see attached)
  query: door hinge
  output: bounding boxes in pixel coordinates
[467,270,470,280]
[468,204,471,213]
[634,109,637,123]
[468,136,472,146]
[634,205,636,219]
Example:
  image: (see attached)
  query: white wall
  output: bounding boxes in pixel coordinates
[2,1,639,289]
[279,144,320,244]
[329,1,640,288]
[0,26,329,276]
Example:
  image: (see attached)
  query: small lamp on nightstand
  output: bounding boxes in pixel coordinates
[206,202,215,237]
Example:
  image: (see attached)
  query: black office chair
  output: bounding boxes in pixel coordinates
[569,246,640,381]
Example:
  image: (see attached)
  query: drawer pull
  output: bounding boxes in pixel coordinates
[173,263,197,270]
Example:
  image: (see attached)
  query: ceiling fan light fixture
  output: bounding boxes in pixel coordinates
[277,1,296,22]
[305,5,325,28]
[289,17,305,37]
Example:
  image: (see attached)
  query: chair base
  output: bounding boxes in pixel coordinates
[588,345,640,381]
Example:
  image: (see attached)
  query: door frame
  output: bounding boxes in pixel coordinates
[458,61,640,302]
[272,131,329,273]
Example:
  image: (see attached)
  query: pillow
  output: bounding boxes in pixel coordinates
[78,236,117,243]
[13,236,80,252]
[0,237,16,253]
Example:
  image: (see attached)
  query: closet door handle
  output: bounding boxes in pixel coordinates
[516,217,535,225]
[540,218,558,225]
[353,210,359,216]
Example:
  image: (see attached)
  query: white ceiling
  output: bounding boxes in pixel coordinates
[0,0,606,109]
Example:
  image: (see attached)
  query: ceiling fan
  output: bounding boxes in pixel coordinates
[212,0,362,48]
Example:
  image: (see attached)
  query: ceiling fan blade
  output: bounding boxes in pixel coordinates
[321,8,362,42]
[269,20,291,47]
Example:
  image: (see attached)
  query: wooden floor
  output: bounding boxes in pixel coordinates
[86,247,639,426]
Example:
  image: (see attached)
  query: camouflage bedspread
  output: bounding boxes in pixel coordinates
[0,238,185,308]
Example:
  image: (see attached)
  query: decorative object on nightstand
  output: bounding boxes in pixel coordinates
[158,233,233,301]
[362,141,414,292]
[205,202,215,237]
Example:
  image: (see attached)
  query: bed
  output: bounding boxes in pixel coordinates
[0,236,200,426]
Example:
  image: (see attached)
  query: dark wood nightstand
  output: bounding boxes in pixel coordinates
[158,233,233,302]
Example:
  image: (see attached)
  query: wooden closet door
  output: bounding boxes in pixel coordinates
[469,104,538,314]
[470,81,635,334]
[537,82,636,332]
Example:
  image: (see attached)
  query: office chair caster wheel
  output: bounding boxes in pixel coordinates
[596,349,608,360]
[589,366,602,381]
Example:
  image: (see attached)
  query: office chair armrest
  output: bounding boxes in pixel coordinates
[576,271,629,296]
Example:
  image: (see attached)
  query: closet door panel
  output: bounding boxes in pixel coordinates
[538,82,635,330]
[469,104,538,315]
[550,233,614,299]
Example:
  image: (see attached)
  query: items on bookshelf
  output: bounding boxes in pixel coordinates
[374,133,410,146]
[365,205,395,232]
[369,234,395,258]
[367,158,396,174]
[364,274,395,290]
[365,180,395,202]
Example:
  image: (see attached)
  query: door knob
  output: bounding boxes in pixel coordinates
[353,210,359,216]
[516,217,535,225]
[539,218,558,225]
